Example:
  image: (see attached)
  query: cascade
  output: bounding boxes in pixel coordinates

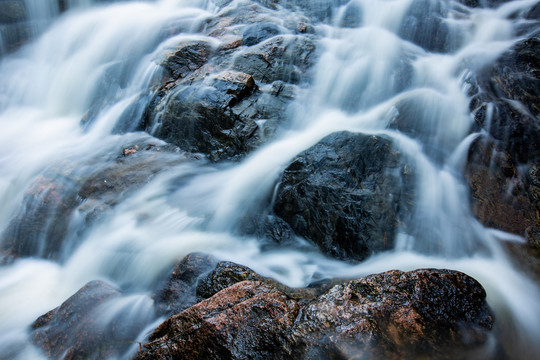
[0,0,539,358]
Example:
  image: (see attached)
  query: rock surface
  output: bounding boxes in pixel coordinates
[466,32,540,245]
[137,268,494,360]
[0,138,189,260]
[273,131,415,260]
[137,280,300,360]
[143,3,318,161]
[31,281,133,360]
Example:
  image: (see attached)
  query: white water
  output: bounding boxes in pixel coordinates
[0,0,539,359]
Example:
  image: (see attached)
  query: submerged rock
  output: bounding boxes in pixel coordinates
[155,253,218,316]
[137,268,494,360]
[31,280,151,360]
[273,131,415,261]
[398,0,461,53]
[0,139,189,260]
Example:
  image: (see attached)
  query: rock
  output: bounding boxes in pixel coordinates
[160,40,214,83]
[155,253,218,316]
[242,22,281,46]
[339,1,363,28]
[290,269,494,359]
[398,0,461,53]
[0,0,27,24]
[0,173,80,259]
[232,35,317,84]
[281,0,350,23]
[146,72,299,161]
[32,280,133,360]
[273,131,415,261]
[0,139,188,260]
[196,261,264,299]
[138,268,494,360]
[465,136,536,237]
[137,280,300,360]
[466,32,540,244]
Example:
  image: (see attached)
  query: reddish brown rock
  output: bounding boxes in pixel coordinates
[137,280,300,360]
[290,269,494,360]
[138,269,494,360]
[465,136,536,239]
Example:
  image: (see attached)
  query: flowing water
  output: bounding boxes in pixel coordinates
[0,0,539,358]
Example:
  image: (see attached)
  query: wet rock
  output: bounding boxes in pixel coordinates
[196,261,265,298]
[526,2,540,20]
[155,253,218,316]
[339,1,362,28]
[137,280,300,360]
[146,71,298,161]
[398,0,461,53]
[160,40,214,83]
[291,269,494,359]
[0,0,27,24]
[0,139,188,260]
[32,280,136,360]
[465,136,535,238]
[0,173,80,259]
[467,32,540,244]
[273,131,415,261]
[138,268,494,360]
[233,34,317,84]
[282,0,350,23]
[242,22,280,46]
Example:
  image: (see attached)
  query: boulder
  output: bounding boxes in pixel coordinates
[31,280,143,360]
[466,32,540,244]
[155,253,218,316]
[138,268,494,360]
[0,139,188,260]
[398,0,461,53]
[290,269,494,359]
[273,131,415,261]
[137,280,300,360]
[465,136,536,239]
[146,68,299,161]
[242,22,281,46]
[232,35,317,84]
[195,261,265,299]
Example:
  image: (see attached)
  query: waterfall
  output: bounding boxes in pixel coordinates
[0,0,539,359]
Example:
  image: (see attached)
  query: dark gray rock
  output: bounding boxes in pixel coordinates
[398,0,461,53]
[196,261,265,299]
[232,35,317,84]
[273,131,416,261]
[242,22,280,46]
[155,253,218,316]
[32,280,152,360]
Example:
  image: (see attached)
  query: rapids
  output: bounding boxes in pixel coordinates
[0,0,539,359]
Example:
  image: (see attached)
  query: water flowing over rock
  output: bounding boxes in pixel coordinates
[32,280,154,360]
[273,131,415,260]
[137,268,494,360]
[466,31,540,246]
[0,138,189,260]
[1,1,540,359]
[143,2,318,161]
